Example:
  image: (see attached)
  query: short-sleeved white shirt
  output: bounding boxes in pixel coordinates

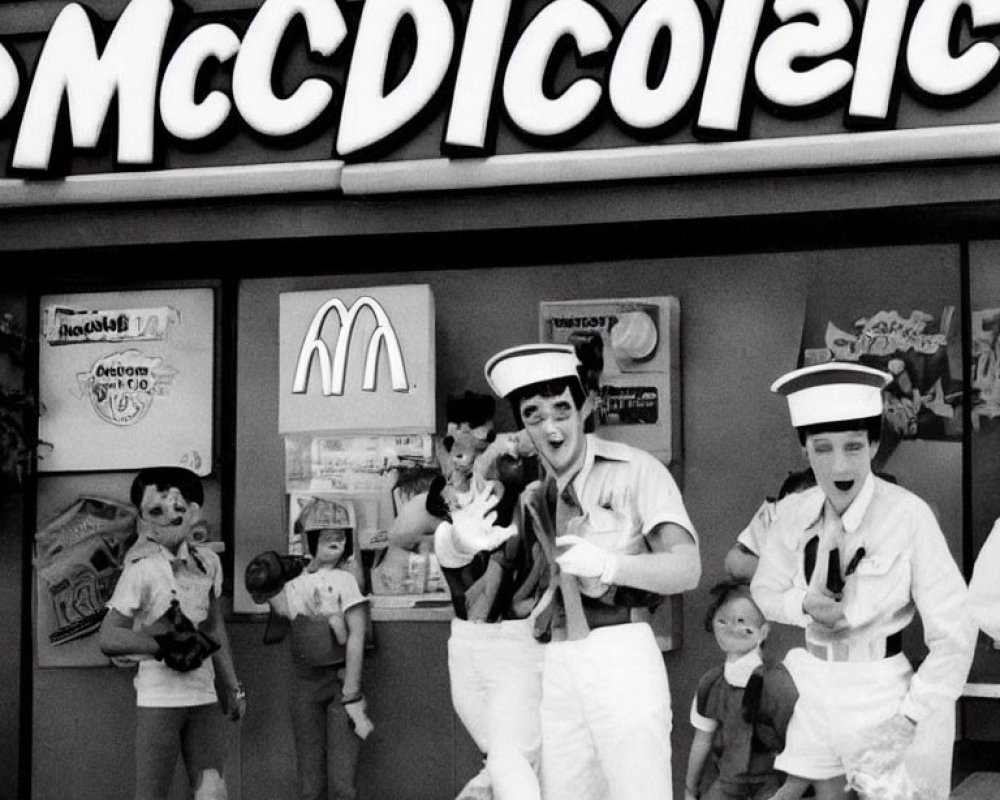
[736,500,777,556]
[284,567,368,621]
[106,537,222,708]
[565,435,697,597]
[751,476,976,722]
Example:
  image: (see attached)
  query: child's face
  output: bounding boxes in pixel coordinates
[312,529,348,567]
[138,484,201,550]
[712,596,768,657]
[803,429,875,514]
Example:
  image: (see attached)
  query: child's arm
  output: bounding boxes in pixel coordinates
[340,602,367,700]
[341,601,374,739]
[765,775,810,800]
[204,593,246,720]
[684,728,713,800]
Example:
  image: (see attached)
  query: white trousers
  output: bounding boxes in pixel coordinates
[448,618,543,800]
[541,622,673,800]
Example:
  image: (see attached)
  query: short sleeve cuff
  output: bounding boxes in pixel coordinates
[689,695,718,733]
[341,594,370,612]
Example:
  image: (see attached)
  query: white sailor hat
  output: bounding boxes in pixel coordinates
[771,362,891,428]
[484,343,581,399]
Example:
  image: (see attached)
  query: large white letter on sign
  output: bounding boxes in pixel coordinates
[337,0,454,156]
[233,0,346,138]
[502,0,612,139]
[907,0,1000,98]
[13,0,173,171]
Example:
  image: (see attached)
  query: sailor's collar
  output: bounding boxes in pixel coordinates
[724,647,764,688]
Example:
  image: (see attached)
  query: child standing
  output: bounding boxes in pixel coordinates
[685,580,806,800]
[750,362,976,800]
[99,466,244,800]
[245,497,372,800]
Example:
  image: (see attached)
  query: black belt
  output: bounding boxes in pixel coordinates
[581,603,632,629]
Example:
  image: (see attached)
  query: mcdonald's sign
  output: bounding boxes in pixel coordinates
[279,285,435,434]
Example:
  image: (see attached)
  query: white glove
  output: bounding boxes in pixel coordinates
[434,484,516,567]
[555,534,616,583]
[344,696,375,740]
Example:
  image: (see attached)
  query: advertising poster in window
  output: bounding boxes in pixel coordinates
[37,288,214,475]
[802,305,962,444]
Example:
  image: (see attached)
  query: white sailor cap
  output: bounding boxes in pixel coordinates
[484,344,581,399]
[771,362,891,428]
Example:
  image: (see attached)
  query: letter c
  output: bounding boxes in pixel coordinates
[907,0,1000,98]
[160,24,240,141]
[232,0,346,138]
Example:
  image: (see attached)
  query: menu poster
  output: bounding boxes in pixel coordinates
[38,288,214,475]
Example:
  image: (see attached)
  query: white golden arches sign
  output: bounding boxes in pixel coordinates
[292,296,409,396]
[279,285,435,435]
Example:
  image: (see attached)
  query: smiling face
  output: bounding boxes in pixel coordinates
[803,429,876,514]
[311,528,348,568]
[138,484,201,551]
[712,596,769,658]
[518,387,590,480]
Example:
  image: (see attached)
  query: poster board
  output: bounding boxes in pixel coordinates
[38,288,214,475]
[540,296,681,465]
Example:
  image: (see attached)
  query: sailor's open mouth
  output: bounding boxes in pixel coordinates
[834,480,854,491]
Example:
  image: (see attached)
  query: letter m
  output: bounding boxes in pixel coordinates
[12,0,173,172]
[292,296,409,396]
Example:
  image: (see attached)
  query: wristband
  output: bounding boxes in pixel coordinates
[341,691,363,705]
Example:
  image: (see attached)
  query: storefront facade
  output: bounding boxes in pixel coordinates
[3,0,1000,798]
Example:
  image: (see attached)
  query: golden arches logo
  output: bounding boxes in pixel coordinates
[292,296,409,396]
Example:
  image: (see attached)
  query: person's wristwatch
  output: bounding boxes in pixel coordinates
[233,683,246,703]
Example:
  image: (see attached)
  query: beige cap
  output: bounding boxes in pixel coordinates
[485,344,581,399]
[771,362,891,427]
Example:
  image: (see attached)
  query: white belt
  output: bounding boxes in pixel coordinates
[805,633,901,663]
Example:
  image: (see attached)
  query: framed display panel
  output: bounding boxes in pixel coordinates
[539,296,680,466]
[37,288,214,475]
[278,284,435,435]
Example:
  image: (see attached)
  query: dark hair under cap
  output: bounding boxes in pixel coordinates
[130,466,204,507]
[508,376,588,429]
[795,414,882,446]
[703,579,762,633]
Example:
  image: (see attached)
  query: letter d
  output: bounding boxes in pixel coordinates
[336,0,454,157]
